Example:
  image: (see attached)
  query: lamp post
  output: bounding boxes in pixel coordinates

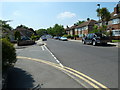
[97,4,100,32]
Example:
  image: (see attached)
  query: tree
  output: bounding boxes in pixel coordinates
[74,20,85,25]
[14,31,21,40]
[90,25,99,33]
[90,25,107,34]
[0,20,12,31]
[36,29,47,36]
[96,8,111,25]
[0,20,13,40]
[16,24,29,29]
[47,27,54,36]
[53,24,65,36]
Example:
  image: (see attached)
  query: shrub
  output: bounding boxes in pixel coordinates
[71,35,74,39]
[62,35,68,37]
[14,31,21,41]
[31,34,40,40]
[67,35,71,38]
[74,35,79,38]
[2,38,16,71]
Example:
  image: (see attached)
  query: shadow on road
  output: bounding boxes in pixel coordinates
[97,44,116,47]
[4,67,35,89]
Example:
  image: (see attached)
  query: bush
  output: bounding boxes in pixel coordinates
[14,31,21,41]
[71,35,74,39]
[31,35,40,40]
[62,35,68,37]
[74,35,79,38]
[67,35,71,38]
[2,38,16,71]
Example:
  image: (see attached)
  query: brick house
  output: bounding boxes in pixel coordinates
[95,2,120,40]
[75,20,96,37]
[65,24,77,36]
[107,2,120,39]
[65,20,96,38]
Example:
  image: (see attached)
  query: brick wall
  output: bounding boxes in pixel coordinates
[107,23,120,30]
[82,30,88,35]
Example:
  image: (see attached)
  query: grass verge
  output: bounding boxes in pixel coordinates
[112,40,120,43]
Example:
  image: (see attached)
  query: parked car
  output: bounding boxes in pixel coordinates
[53,36,60,40]
[59,37,68,41]
[82,33,111,46]
[41,36,47,41]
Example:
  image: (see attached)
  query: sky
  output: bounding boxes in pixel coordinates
[0,1,119,30]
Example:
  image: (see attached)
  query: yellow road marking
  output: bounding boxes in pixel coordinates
[17,56,110,90]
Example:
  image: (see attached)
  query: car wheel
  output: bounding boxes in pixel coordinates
[82,40,86,44]
[92,41,96,46]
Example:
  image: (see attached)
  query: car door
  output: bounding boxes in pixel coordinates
[85,34,90,44]
[89,34,94,44]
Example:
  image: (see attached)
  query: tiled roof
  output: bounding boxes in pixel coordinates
[65,25,78,31]
[110,12,120,19]
[65,20,96,31]
[76,20,96,28]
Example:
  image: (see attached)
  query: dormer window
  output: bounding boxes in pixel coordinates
[113,14,117,16]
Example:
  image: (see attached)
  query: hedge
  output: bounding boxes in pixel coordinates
[2,38,17,71]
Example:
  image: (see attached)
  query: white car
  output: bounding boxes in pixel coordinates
[59,37,68,41]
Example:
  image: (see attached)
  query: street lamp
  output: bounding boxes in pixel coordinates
[97,4,100,32]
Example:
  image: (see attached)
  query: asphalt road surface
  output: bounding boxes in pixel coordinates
[46,39,119,88]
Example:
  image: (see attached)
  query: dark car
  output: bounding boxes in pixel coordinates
[53,36,60,40]
[41,36,47,41]
[82,33,111,46]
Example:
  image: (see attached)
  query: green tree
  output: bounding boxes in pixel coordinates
[53,24,65,36]
[0,20,12,31]
[90,25,99,33]
[74,20,85,25]
[36,29,47,36]
[14,31,21,40]
[47,27,54,36]
[96,8,111,25]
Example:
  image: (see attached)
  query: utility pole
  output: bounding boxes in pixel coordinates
[97,4,100,32]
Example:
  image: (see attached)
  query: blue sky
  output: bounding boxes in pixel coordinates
[1,2,118,30]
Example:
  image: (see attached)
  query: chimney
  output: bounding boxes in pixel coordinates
[87,18,90,21]
[114,3,120,14]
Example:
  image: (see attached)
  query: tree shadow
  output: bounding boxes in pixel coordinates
[4,67,36,89]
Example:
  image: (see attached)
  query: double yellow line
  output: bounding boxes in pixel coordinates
[17,56,110,90]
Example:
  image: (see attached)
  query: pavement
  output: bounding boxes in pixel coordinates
[69,39,120,47]
[4,39,84,89]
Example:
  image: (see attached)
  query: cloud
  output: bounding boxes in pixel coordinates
[57,11,76,19]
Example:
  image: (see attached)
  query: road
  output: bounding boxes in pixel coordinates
[6,42,83,88]
[46,39,119,88]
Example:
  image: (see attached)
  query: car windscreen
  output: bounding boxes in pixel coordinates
[95,33,106,37]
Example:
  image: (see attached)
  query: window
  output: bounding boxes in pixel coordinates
[112,30,120,36]
[75,28,77,31]
[112,18,120,24]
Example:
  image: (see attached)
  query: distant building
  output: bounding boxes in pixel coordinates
[75,20,96,37]
[14,25,36,39]
[65,20,96,38]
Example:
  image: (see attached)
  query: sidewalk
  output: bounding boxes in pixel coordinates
[6,58,83,88]
[6,40,84,89]
[69,39,120,47]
